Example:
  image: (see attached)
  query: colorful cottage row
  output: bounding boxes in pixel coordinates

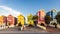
[0,15,25,27]
[0,9,58,27]
[27,10,46,26]
[0,9,46,27]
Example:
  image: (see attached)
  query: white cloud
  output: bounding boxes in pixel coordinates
[0,6,22,17]
[0,6,28,23]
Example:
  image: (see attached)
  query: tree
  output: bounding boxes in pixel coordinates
[32,15,38,26]
[45,15,52,25]
[33,15,38,20]
[55,14,60,24]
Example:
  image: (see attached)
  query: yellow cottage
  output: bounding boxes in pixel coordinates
[0,16,7,26]
[27,14,34,26]
[16,14,25,26]
[0,16,3,26]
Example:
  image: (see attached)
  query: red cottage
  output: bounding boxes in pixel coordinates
[7,15,15,26]
[37,10,46,26]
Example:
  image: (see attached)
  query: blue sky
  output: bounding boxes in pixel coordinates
[0,0,60,17]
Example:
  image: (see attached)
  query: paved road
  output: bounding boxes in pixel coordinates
[0,26,49,34]
[0,26,60,34]
[46,26,60,32]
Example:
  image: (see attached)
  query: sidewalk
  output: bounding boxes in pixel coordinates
[57,24,60,28]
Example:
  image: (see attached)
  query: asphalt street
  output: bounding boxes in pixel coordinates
[46,26,60,32]
[0,26,59,34]
[0,26,49,34]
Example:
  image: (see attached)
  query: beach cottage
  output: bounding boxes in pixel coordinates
[16,14,25,26]
[37,10,46,26]
[27,14,34,26]
[7,15,15,27]
[0,16,7,27]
